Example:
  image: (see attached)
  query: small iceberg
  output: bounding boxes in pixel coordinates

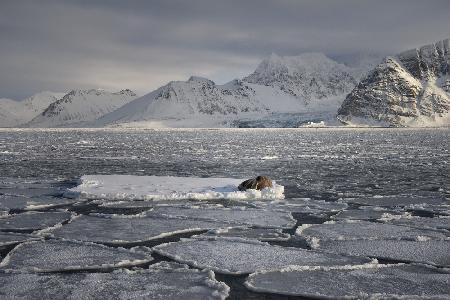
[65,175,285,201]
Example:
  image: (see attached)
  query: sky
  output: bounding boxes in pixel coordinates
[1,0,449,100]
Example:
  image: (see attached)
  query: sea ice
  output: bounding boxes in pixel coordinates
[0,195,78,211]
[0,232,41,246]
[297,220,449,243]
[339,195,450,207]
[0,262,229,300]
[66,175,285,200]
[382,216,450,233]
[316,239,450,267]
[43,214,230,244]
[0,239,153,272]
[0,211,72,232]
[153,237,371,275]
[199,227,290,241]
[254,198,348,214]
[150,206,296,229]
[245,264,450,298]
[331,207,404,221]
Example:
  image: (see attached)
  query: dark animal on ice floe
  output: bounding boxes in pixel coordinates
[238,176,273,191]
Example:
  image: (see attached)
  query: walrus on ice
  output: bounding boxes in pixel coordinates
[238,176,273,191]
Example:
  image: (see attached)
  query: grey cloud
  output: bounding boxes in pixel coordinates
[1,0,449,99]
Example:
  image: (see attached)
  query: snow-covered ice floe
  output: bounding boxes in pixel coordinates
[0,239,153,272]
[153,237,371,275]
[41,214,230,244]
[296,220,449,244]
[0,211,72,232]
[0,262,229,300]
[66,175,284,201]
[0,195,78,212]
[245,264,450,298]
[315,239,450,267]
[0,232,41,247]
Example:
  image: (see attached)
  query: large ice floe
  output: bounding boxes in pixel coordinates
[315,239,450,267]
[253,198,348,214]
[297,220,449,244]
[245,264,450,298]
[66,175,284,200]
[381,215,450,233]
[0,195,78,212]
[152,237,371,275]
[0,239,153,272]
[0,211,72,232]
[331,206,405,221]
[0,232,41,246]
[0,262,229,300]
[41,214,231,244]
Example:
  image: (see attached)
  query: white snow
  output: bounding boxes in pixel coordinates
[315,239,450,267]
[42,214,230,244]
[153,237,371,275]
[0,211,72,231]
[296,220,449,243]
[245,264,450,298]
[0,239,153,272]
[0,232,41,246]
[66,175,285,201]
[0,262,230,300]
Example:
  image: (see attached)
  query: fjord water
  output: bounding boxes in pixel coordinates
[0,128,449,299]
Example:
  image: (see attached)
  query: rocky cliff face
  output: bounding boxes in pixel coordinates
[337,39,450,127]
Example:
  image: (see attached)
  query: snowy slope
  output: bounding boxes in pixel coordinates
[338,39,450,127]
[27,89,137,127]
[0,92,65,127]
[95,54,365,128]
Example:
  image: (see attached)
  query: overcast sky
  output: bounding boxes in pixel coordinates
[1,0,449,99]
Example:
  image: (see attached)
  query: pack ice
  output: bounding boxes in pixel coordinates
[66,175,284,200]
[0,232,41,246]
[245,264,450,298]
[315,239,450,267]
[0,195,77,212]
[43,214,230,244]
[0,262,229,300]
[0,211,72,232]
[153,237,371,275]
[0,239,153,272]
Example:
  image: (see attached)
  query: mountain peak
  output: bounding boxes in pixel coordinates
[188,76,215,85]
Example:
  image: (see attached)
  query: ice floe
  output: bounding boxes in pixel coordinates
[66,175,284,201]
[153,237,371,275]
[339,195,450,208]
[0,232,41,246]
[0,211,72,232]
[149,206,296,229]
[245,264,450,298]
[42,214,230,244]
[331,206,405,221]
[0,195,78,212]
[296,220,449,243]
[0,239,153,272]
[0,262,229,299]
[198,227,290,241]
[381,216,450,233]
[254,198,348,214]
[315,239,450,267]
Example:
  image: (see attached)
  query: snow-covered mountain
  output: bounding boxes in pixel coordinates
[95,53,366,128]
[243,53,359,103]
[0,91,65,127]
[337,39,450,127]
[27,89,137,127]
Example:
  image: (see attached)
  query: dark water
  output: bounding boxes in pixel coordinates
[0,128,449,299]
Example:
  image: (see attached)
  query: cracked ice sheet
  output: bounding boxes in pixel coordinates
[339,195,450,208]
[43,214,231,244]
[0,262,229,300]
[331,207,405,221]
[0,211,72,232]
[66,175,284,201]
[153,237,371,275]
[245,264,450,299]
[0,232,41,246]
[253,198,348,214]
[0,239,153,272]
[198,227,290,241]
[381,216,450,233]
[149,206,296,229]
[315,239,450,267]
[297,221,449,243]
[0,195,78,211]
